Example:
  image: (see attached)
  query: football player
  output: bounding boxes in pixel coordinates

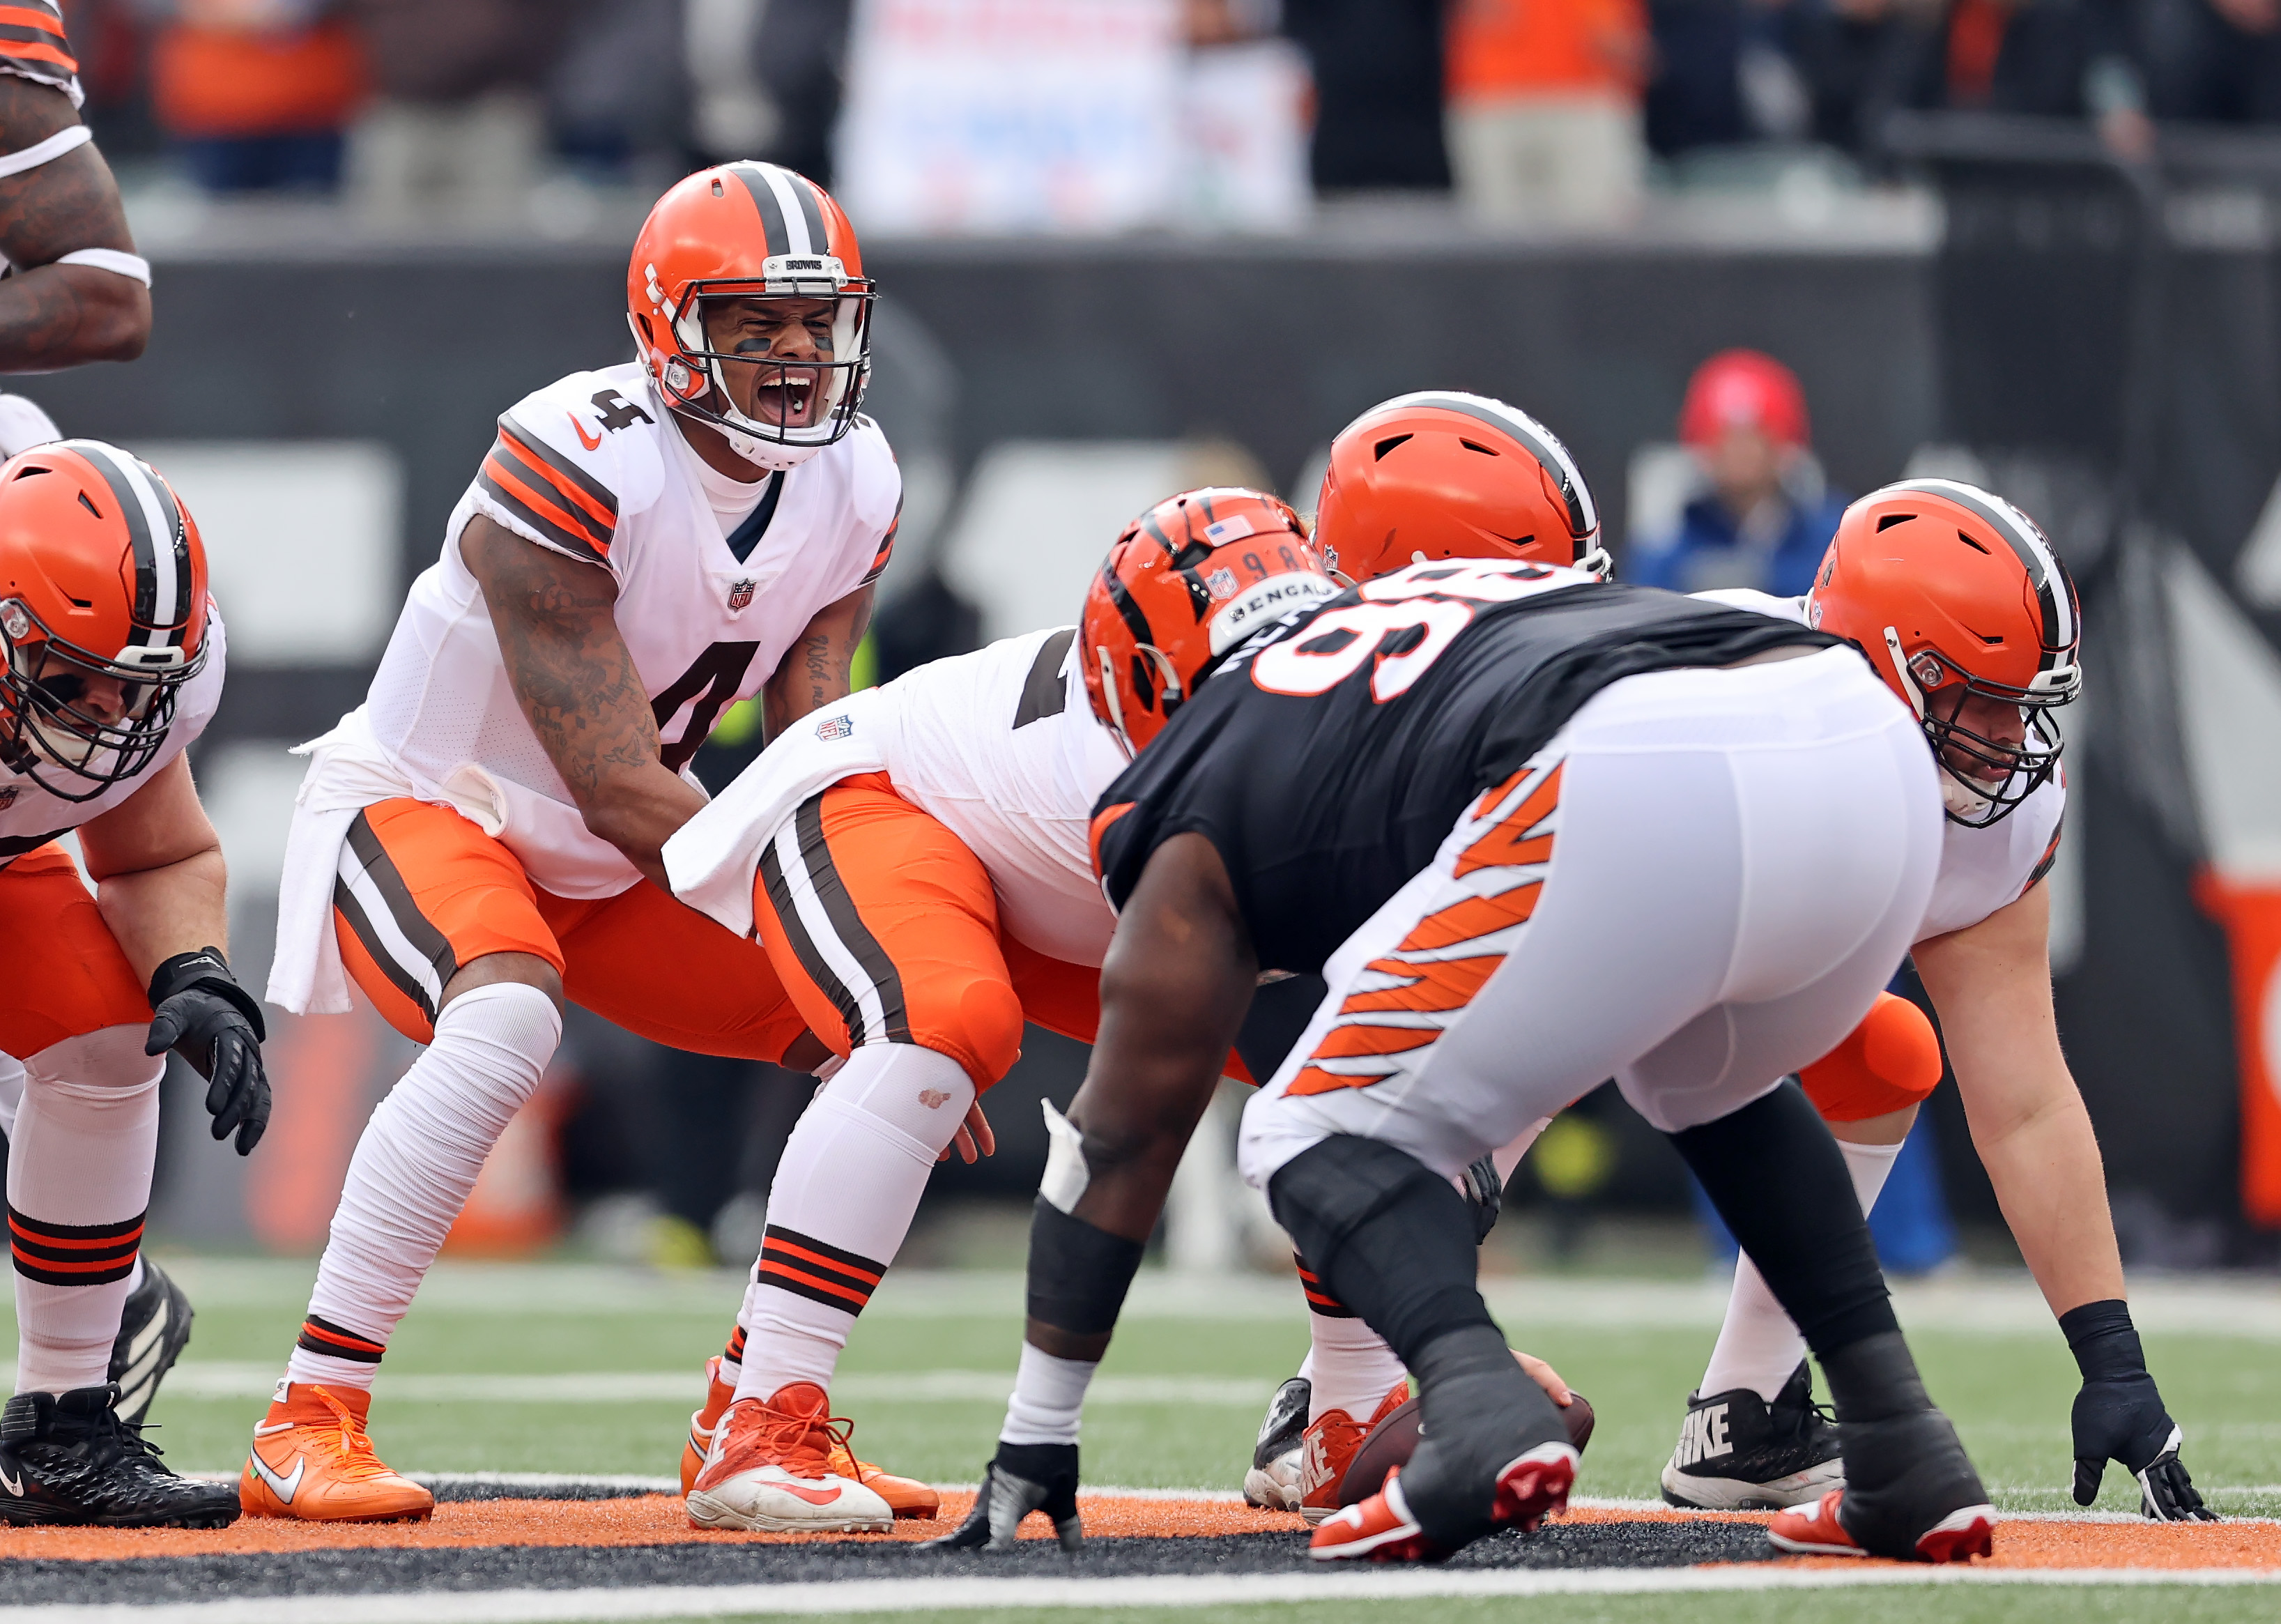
[948,541,1994,1564]
[0,2,187,1431]
[1657,481,2210,1528]
[247,164,907,1523]
[0,443,261,1529]
[657,392,1607,1532]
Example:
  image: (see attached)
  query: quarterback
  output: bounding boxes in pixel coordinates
[0,443,264,1529]
[249,163,902,1522]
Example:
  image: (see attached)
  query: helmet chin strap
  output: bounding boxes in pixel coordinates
[1940,769,1995,820]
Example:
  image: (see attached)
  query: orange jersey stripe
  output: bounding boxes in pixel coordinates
[0,6,67,34]
[0,38,75,72]
[481,453,610,553]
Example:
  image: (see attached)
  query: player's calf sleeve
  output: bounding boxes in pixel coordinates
[1698,1135,1903,1402]
[1292,1252,1408,1425]
[291,982,561,1389]
[1669,1082,1899,1381]
[8,1028,162,1395]
[1266,1135,1498,1366]
[735,1043,974,1402]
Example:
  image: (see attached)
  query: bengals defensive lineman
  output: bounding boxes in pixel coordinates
[950,535,1997,1564]
[0,443,259,1529]
[249,164,905,1523]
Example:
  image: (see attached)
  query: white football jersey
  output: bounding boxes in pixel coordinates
[0,608,226,864]
[362,361,900,897]
[868,626,1130,967]
[1698,588,2065,941]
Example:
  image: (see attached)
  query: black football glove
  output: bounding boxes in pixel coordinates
[2061,1299,2214,1521]
[1461,1153,1503,1244]
[145,947,270,1156]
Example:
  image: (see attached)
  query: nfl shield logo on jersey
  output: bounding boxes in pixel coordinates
[815,714,854,741]
[0,785,15,811]
[726,579,757,611]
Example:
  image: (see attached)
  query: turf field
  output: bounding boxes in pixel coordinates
[3,1252,2277,1621]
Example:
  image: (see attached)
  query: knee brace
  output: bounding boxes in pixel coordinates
[1800,993,1942,1124]
[1267,1135,1496,1366]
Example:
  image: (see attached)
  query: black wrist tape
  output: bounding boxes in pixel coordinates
[148,947,267,1042]
[2059,1299,2146,1382]
[1025,1199,1146,1337]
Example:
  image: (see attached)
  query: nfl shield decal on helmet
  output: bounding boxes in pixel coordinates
[727,579,757,611]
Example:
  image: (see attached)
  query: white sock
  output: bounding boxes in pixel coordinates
[1698,1136,1904,1403]
[8,1028,161,1395]
[1291,1252,1409,1425]
[1000,1342,1096,1446]
[288,982,560,1390]
[732,1043,974,1404]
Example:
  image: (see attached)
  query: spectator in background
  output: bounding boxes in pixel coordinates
[148,0,366,193]
[1644,0,1751,155]
[2140,0,2281,125]
[342,0,560,221]
[685,0,850,182]
[1281,0,1452,194]
[1444,0,1650,227]
[1627,348,1847,596]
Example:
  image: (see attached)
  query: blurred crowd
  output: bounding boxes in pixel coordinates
[58,1,2281,227]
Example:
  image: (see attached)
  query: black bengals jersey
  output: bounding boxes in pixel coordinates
[1091,560,1836,975]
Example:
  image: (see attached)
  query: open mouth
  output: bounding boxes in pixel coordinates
[750,373,818,430]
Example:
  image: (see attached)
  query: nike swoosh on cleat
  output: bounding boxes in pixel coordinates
[252,1422,295,1437]
[0,1464,23,1496]
[774,1482,844,1506]
[247,1448,305,1503]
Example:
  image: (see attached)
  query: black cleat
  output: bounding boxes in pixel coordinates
[109,1258,194,1427]
[1243,1375,1310,1511]
[923,1443,1082,1553]
[0,1384,239,1528]
[1661,1361,1844,1510]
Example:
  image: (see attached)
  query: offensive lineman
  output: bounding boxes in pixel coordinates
[0,1,197,1434]
[0,443,265,1528]
[249,164,906,1522]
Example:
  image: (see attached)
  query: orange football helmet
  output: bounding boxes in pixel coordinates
[1313,392,1609,585]
[1808,477,2080,827]
[627,162,875,470]
[0,441,210,802]
[1082,487,1335,756]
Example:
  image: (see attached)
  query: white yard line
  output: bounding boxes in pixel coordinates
[2,1563,2276,1623]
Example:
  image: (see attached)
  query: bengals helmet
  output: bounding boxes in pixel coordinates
[1082,488,1336,756]
[627,162,875,471]
[1313,392,1609,585]
[0,441,210,802]
[1808,477,2080,827]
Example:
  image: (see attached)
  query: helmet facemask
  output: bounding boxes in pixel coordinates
[0,597,197,803]
[1889,631,2075,828]
[652,265,874,472]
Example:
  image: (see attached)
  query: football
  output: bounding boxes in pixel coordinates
[1338,1391,1596,1508]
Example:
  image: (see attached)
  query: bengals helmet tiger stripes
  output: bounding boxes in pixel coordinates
[1082,488,1335,757]
[627,162,875,471]
[1313,392,1610,585]
[1808,477,2080,827]
[0,441,210,802]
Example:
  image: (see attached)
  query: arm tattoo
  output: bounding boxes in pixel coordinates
[766,584,875,736]
[0,77,147,369]
[465,519,661,804]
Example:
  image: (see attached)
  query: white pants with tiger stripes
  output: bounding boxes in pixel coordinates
[1238,646,1941,1190]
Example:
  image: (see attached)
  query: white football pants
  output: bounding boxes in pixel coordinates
[1239,647,1942,1188]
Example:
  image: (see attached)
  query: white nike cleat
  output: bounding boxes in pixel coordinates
[685,1382,893,1533]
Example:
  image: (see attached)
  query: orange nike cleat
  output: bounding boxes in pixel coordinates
[1296,1380,1411,1525]
[685,1382,893,1533]
[238,1381,434,1523]
[680,1358,937,1517]
[1310,1441,1577,1562]
[1769,1488,1995,1561]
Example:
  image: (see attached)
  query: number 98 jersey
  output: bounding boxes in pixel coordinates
[1091,560,1835,976]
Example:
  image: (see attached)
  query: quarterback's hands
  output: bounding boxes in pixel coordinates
[145,948,270,1156]
[940,1100,996,1165]
[2071,1377,2213,1520]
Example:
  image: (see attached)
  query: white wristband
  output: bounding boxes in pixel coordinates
[55,247,150,287]
[0,124,89,180]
